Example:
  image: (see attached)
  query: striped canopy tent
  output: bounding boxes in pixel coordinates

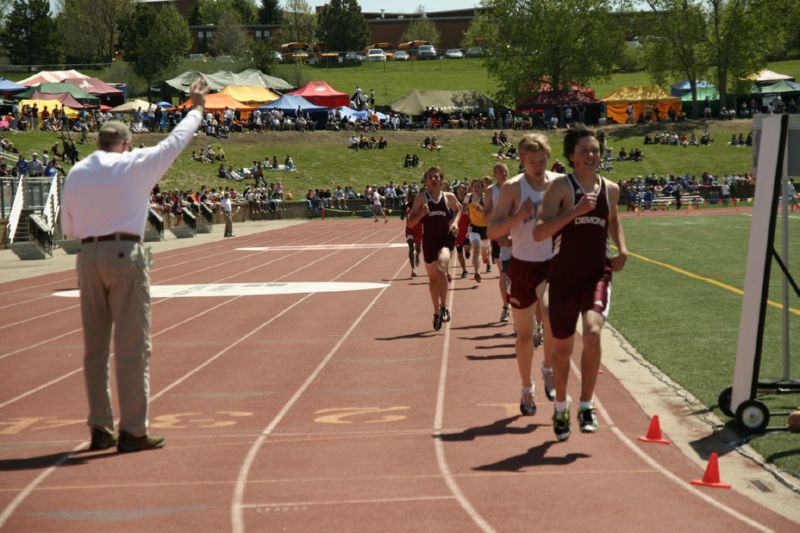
[601,85,681,124]
[16,83,100,104]
[218,85,280,106]
[17,69,89,86]
[27,91,90,109]
[18,99,79,118]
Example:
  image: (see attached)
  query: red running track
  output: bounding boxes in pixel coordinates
[0,219,795,532]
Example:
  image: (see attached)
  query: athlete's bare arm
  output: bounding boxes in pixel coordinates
[484,185,496,219]
[488,179,526,240]
[533,176,595,241]
[605,179,628,272]
[446,192,462,234]
[407,193,429,227]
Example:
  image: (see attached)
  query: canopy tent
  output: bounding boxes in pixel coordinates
[680,85,719,101]
[109,99,154,113]
[601,85,681,124]
[163,70,293,93]
[178,92,253,116]
[0,77,27,93]
[27,91,89,109]
[18,99,79,118]
[155,101,175,109]
[389,90,494,116]
[335,106,387,122]
[288,81,349,108]
[219,85,280,105]
[259,94,327,113]
[750,79,800,95]
[747,69,795,84]
[62,77,122,96]
[16,83,99,104]
[517,90,603,124]
[670,80,715,97]
[534,79,595,99]
[17,69,88,86]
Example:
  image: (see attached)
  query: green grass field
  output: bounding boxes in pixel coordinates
[615,213,800,478]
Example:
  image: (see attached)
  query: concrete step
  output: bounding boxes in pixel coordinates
[9,241,50,260]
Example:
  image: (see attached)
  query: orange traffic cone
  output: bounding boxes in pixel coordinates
[638,415,669,445]
[690,453,731,489]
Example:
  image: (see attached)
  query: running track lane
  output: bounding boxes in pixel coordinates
[0,219,796,532]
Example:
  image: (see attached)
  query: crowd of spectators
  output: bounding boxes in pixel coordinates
[619,171,756,211]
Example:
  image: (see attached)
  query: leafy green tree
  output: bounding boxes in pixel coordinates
[58,0,133,63]
[197,0,258,25]
[399,6,441,47]
[103,60,147,96]
[209,9,249,57]
[118,3,191,85]
[248,38,275,73]
[466,0,622,106]
[316,0,369,52]
[641,0,708,117]
[259,0,282,25]
[1,0,62,65]
[281,0,315,44]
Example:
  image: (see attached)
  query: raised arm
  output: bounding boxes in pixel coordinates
[446,192,462,233]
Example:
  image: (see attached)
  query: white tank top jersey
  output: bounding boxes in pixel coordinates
[510,171,555,262]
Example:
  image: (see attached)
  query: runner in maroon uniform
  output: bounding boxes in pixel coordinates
[407,167,461,331]
[453,184,471,278]
[534,125,628,441]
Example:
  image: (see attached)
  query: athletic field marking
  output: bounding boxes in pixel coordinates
[243,495,456,509]
[0,229,385,528]
[230,251,407,533]
[574,358,772,532]
[434,283,495,533]
[52,282,389,299]
[238,243,406,252]
[313,406,409,424]
[628,250,800,316]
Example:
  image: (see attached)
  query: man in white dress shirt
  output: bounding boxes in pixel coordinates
[61,78,207,453]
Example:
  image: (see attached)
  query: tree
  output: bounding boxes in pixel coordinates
[118,3,191,85]
[209,10,249,57]
[196,0,258,25]
[465,0,622,106]
[281,0,315,44]
[248,38,275,73]
[641,0,708,117]
[259,0,282,25]
[316,0,369,52]
[1,0,62,65]
[399,6,441,47]
[58,0,133,63]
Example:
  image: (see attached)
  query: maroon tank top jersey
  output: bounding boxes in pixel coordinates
[549,174,611,284]
[421,191,452,243]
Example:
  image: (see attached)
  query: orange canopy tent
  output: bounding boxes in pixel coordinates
[178,92,253,117]
[601,85,681,124]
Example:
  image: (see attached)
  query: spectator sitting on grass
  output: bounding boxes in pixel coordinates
[284,155,295,171]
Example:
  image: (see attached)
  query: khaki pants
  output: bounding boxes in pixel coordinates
[77,240,151,437]
[223,210,233,236]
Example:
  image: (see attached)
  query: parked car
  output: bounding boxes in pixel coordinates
[366,48,387,62]
[465,47,484,58]
[344,51,364,63]
[445,48,464,59]
[417,44,437,59]
[393,50,410,61]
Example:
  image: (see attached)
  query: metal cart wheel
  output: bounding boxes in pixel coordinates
[718,387,734,418]
[735,399,770,434]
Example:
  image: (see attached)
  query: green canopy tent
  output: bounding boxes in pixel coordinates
[680,85,720,116]
[389,90,494,116]
[15,82,100,104]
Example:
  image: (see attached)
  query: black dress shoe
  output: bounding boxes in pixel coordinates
[89,428,117,451]
[117,431,166,453]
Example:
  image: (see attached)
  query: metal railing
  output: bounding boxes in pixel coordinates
[148,207,164,237]
[28,214,53,256]
[5,177,24,244]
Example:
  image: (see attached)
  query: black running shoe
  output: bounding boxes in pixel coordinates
[553,397,572,441]
[460,270,468,279]
[519,387,537,416]
[440,306,450,323]
[433,313,442,331]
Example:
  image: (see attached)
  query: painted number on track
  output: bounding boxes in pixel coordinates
[314,406,409,425]
[0,412,253,435]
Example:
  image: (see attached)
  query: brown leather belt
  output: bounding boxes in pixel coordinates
[81,233,141,244]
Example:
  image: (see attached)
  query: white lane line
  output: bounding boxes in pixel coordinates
[241,495,456,509]
[433,281,495,533]
[230,257,408,533]
[571,359,772,532]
